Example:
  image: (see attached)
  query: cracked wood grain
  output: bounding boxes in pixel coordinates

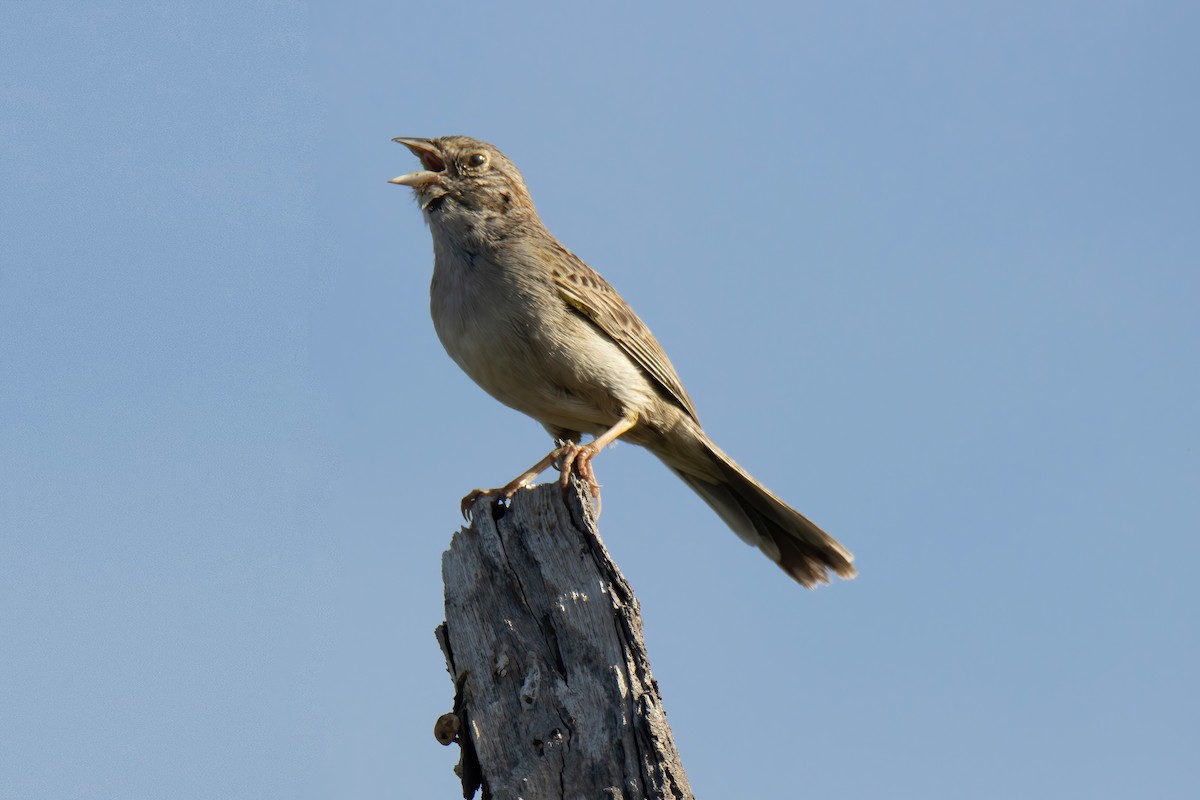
[436,479,694,800]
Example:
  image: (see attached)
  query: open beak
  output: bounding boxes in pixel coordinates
[389,137,446,188]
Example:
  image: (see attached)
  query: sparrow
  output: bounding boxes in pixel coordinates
[390,135,854,587]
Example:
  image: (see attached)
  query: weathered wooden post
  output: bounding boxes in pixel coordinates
[435,480,694,800]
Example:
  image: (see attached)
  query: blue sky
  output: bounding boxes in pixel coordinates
[2,2,1197,797]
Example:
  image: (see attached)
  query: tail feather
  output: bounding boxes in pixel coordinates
[666,436,855,588]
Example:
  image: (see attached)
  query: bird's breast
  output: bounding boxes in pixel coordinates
[428,243,659,434]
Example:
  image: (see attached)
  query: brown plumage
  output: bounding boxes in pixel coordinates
[390,135,854,587]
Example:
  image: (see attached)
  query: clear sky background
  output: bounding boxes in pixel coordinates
[2,2,1197,798]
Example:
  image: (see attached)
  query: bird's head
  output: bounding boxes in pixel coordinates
[389,136,535,223]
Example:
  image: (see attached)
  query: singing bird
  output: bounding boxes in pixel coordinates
[390,136,854,587]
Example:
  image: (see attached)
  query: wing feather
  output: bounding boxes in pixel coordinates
[551,247,700,422]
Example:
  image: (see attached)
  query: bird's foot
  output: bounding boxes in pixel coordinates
[460,470,545,519]
[460,486,513,520]
[460,444,571,519]
[556,441,602,514]
[460,439,607,521]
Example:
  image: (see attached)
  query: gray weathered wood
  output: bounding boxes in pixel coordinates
[435,479,694,800]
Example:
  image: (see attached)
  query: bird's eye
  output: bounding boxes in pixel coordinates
[467,152,488,168]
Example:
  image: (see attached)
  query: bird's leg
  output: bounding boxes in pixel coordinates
[460,416,637,519]
[557,413,639,514]
[459,446,564,519]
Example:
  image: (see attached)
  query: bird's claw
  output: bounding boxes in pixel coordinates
[460,489,485,520]
[460,487,509,520]
[555,442,602,514]
[461,439,605,522]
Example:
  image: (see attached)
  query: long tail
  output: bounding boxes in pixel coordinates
[664,433,856,588]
